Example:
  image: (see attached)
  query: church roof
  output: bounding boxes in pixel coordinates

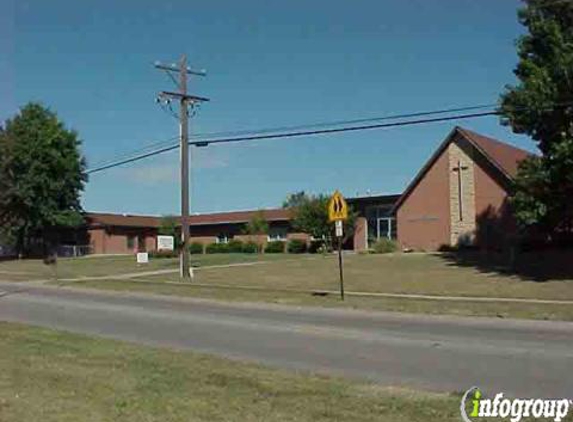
[392,126,533,212]
[456,127,531,179]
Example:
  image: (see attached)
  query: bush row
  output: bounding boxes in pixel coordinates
[150,239,337,256]
[370,238,398,254]
[204,240,259,254]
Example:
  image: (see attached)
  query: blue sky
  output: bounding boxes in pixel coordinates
[2,0,531,215]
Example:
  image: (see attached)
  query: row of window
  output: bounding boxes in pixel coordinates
[127,221,396,249]
[125,227,289,250]
[128,224,396,249]
[216,228,288,244]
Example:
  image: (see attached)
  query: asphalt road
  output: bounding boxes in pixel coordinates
[1,281,572,397]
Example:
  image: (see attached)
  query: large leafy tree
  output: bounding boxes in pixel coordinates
[282,191,307,208]
[158,215,181,251]
[243,211,269,252]
[285,192,357,249]
[0,103,87,256]
[500,0,573,238]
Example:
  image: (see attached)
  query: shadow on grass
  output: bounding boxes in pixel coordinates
[438,250,573,282]
[438,205,573,282]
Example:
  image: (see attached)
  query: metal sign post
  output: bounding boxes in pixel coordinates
[328,191,348,301]
[335,220,344,300]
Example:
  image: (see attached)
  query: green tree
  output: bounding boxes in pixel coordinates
[243,211,269,252]
[158,215,181,250]
[282,191,307,208]
[500,0,573,238]
[0,103,87,256]
[286,192,357,250]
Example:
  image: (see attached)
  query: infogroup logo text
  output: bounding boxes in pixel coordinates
[460,387,572,422]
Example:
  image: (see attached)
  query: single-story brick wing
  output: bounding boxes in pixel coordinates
[75,126,530,255]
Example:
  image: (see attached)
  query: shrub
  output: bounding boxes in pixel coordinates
[227,239,244,253]
[308,240,324,254]
[317,244,331,255]
[205,243,230,254]
[242,241,259,254]
[308,239,333,254]
[149,250,178,259]
[265,241,285,253]
[437,244,457,253]
[287,239,307,254]
[372,238,398,254]
[189,242,204,254]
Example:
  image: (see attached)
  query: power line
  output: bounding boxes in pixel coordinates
[191,103,496,140]
[86,98,573,175]
[88,136,179,170]
[88,103,495,172]
[87,109,499,174]
[189,110,499,147]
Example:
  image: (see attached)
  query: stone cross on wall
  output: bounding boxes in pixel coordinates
[452,159,469,221]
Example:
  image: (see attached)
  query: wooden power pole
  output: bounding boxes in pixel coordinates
[154,56,209,280]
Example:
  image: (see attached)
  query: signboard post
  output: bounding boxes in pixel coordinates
[157,235,175,251]
[328,190,348,301]
[136,252,149,264]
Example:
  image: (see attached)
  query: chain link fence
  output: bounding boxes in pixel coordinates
[56,245,93,258]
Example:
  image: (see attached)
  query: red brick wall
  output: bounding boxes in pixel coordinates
[189,236,218,245]
[397,150,451,251]
[88,224,313,255]
[105,233,133,254]
[353,217,368,251]
[89,228,106,254]
[473,158,515,248]
[144,235,156,252]
[474,163,507,219]
[88,227,158,255]
[287,233,310,242]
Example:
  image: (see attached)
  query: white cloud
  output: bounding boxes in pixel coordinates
[124,148,229,185]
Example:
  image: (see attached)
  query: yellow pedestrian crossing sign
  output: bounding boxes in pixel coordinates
[328,190,348,222]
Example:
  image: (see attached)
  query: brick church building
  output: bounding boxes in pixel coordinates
[393,126,530,251]
[75,126,530,255]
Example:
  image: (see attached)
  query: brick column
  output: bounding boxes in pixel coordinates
[353,217,368,251]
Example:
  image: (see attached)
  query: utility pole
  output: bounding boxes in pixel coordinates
[155,56,209,280]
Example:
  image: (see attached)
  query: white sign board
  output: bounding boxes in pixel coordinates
[335,220,343,238]
[136,252,149,264]
[157,235,175,251]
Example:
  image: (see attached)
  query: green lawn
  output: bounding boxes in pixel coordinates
[0,253,294,281]
[137,253,573,301]
[0,322,461,422]
[3,252,573,320]
[64,277,573,321]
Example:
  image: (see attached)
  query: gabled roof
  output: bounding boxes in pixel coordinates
[456,127,531,179]
[392,126,532,212]
[85,208,292,229]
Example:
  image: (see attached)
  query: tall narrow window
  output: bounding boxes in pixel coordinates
[126,235,135,250]
[216,234,230,244]
[268,227,288,242]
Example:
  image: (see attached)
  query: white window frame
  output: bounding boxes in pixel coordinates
[267,227,288,242]
[216,234,230,244]
[375,217,395,240]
